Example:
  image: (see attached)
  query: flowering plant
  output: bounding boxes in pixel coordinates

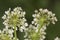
[1,7,58,40]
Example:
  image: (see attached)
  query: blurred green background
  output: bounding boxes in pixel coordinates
[0,0,60,40]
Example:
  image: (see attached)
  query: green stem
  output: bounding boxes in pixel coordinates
[14,24,17,40]
[38,20,44,33]
[38,16,46,33]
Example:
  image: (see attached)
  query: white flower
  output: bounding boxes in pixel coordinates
[39,8,43,11]
[24,39,29,40]
[13,37,19,40]
[2,7,28,32]
[24,24,46,40]
[24,23,28,26]
[2,15,6,19]
[24,8,57,40]
[32,8,58,25]
[54,37,60,40]
[0,27,14,40]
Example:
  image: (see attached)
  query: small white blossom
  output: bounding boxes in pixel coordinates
[24,38,29,40]
[2,15,6,19]
[24,23,28,26]
[13,37,19,40]
[39,8,43,11]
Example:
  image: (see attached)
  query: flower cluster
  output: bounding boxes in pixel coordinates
[24,24,46,40]
[1,7,58,40]
[32,8,57,25]
[24,8,58,40]
[2,7,28,32]
[0,27,14,40]
[54,37,60,40]
[2,7,28,40]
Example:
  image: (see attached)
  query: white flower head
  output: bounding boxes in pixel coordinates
[2,7,28,32]
[24,8,58,40]
[32,8,58,25]
[24,24,46,40]
[0,27,14,40]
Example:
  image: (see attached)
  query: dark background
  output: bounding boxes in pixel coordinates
[0,0,60,40]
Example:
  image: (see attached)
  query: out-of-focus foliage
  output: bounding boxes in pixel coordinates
[0,0,60,40]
